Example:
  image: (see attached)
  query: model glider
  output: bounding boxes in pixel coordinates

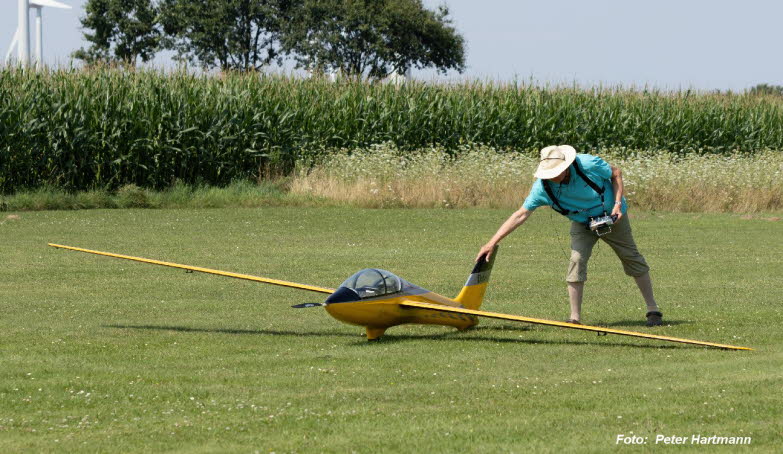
[48,243,751,351]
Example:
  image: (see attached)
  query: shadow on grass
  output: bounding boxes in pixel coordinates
[599,319,690,328]
[366,330,685,350]
[473,324,533,333]
[104,324,361,338]
[105,323,692,350]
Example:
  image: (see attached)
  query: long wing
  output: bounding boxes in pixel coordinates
[48,243,335,294]
[399,301,751,351]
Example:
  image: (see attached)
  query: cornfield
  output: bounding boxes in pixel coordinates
[2,66,783,193]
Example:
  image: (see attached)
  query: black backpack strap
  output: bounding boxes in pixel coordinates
[541,159,609,218]
[572,159,604,195]
[542,180,572,216]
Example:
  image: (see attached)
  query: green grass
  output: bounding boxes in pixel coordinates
[1,208,780,452]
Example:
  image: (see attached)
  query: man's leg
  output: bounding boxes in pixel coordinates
[567,222,598,322]
[567,281,584,322]
[600,216,662,325]
[634,272,659,313]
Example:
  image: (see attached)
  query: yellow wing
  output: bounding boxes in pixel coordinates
[399,301,751,351]
[48,243,335,294]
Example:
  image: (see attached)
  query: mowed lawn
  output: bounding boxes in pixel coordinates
[1,207,781,453]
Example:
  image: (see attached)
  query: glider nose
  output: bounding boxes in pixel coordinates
[325,287,361,304]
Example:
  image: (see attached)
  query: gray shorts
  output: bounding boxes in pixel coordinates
[567,215,650,283]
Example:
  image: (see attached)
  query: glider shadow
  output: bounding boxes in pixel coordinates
[104,323,688,349]
[599,319,689,328]
[104,324,360,338]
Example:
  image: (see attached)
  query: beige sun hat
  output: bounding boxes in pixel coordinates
[533,145,577,179]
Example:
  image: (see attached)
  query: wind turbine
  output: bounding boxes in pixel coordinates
[5,0,72,67]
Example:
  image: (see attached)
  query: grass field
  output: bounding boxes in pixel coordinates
[1,207,781,452]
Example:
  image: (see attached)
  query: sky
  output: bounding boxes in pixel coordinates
[2,0,782,91]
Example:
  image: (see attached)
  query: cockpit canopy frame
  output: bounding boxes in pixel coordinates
[339,268,403,299]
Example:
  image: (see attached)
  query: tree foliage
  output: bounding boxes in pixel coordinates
[159,0,288,71]
[73,0,466,76]
[281,0,466,79]
[73,0,161,65]
[748,83,783,97]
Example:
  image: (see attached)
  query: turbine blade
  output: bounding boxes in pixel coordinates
[30,0,72,9]
[5,29,19,64]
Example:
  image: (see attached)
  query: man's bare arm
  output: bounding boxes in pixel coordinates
[610,165,624,220]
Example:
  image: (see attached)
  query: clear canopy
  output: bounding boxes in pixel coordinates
[339,268,403,299]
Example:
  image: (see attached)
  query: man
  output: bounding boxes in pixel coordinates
[476,145,663,326]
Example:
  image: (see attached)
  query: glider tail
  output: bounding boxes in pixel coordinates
[455,246,498,310]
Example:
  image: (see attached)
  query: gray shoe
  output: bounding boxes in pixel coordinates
[646,311,663,327]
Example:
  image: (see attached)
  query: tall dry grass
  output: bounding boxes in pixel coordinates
[290,144,783,212]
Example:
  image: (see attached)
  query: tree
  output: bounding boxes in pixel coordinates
[73,0,161,65]
[159,0,288,71]
[748,83,783,97]
[281,0,466,79]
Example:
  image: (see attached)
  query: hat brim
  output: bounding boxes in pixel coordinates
[534,148,576,179]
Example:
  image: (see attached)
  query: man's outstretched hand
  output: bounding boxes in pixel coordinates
[475,243,496,263]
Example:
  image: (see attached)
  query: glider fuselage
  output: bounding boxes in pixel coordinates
[324,290,478,339]
[318,265,489,340]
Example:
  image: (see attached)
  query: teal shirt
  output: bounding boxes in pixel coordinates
[522,154,627,224]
